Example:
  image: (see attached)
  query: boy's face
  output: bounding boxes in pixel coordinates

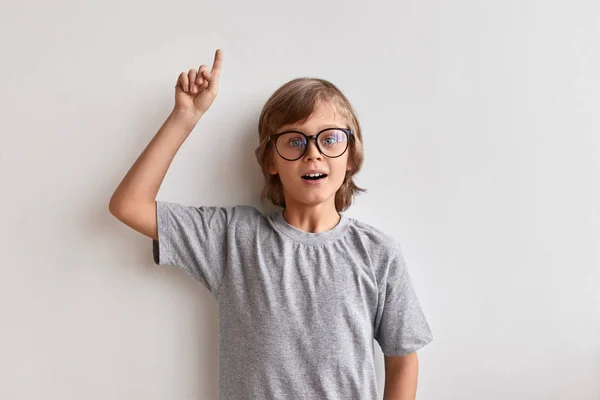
[267,101,352,210]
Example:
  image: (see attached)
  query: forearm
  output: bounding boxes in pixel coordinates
[109,109,201,210]
[383,352,419,400]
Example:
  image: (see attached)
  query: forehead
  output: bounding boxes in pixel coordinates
[278,101,349,132]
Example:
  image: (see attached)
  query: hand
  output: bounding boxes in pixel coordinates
[173,49,223,119]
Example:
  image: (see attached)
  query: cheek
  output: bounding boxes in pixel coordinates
[274,163,298,183]
[331,158,350,178]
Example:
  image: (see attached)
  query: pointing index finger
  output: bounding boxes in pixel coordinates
[210,49,223,77]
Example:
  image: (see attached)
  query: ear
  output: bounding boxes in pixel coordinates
[267,152,278,175]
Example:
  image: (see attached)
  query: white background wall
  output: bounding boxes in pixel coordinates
[1,0,598,399]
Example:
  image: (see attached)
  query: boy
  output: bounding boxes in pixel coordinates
[110,49,433,399]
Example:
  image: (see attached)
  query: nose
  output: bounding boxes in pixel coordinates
[303,138,323,161]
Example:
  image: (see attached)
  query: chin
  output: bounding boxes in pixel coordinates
[297,191,336,206]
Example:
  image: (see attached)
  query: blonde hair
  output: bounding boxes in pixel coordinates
[254,77,366,212]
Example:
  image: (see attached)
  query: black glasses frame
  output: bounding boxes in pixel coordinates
[265,128,354,161]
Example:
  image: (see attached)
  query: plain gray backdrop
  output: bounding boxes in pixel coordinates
[1,0,598,399]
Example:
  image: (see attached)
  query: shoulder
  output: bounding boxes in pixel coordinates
[229,204,267,223]
[345,216,401,257]
[156,201,266,227]
[226,204,272,234]
[230,204,264,214]
[344,216,406,280]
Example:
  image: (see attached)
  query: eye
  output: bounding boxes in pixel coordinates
[320,130,344,146]
[323,136,337,145]
[289,138,303,147]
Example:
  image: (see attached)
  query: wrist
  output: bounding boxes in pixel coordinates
[169,108,204,126]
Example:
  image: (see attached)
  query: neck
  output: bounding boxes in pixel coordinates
[282,201,341,234]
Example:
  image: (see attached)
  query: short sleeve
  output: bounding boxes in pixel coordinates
[374,245,433,356]
[152,200,231,299]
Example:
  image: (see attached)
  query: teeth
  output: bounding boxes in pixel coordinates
[309,173,323,177]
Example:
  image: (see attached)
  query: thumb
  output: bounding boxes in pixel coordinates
[202,70,219,91]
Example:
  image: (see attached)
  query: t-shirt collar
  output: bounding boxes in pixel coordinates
[270,209,350,246]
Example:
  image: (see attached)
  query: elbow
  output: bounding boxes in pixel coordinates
[108,195,125,218]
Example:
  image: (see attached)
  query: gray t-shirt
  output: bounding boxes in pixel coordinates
[152,201,433,399]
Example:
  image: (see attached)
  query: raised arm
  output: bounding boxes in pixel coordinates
[109,49,223,240]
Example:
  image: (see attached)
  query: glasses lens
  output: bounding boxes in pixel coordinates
[275,129,349,160]
[275,132,307,160]
[317,129,349,157]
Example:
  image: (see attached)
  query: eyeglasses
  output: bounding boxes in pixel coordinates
[263,128,354,161]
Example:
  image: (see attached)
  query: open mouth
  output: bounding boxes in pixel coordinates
[301,173,328,181]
